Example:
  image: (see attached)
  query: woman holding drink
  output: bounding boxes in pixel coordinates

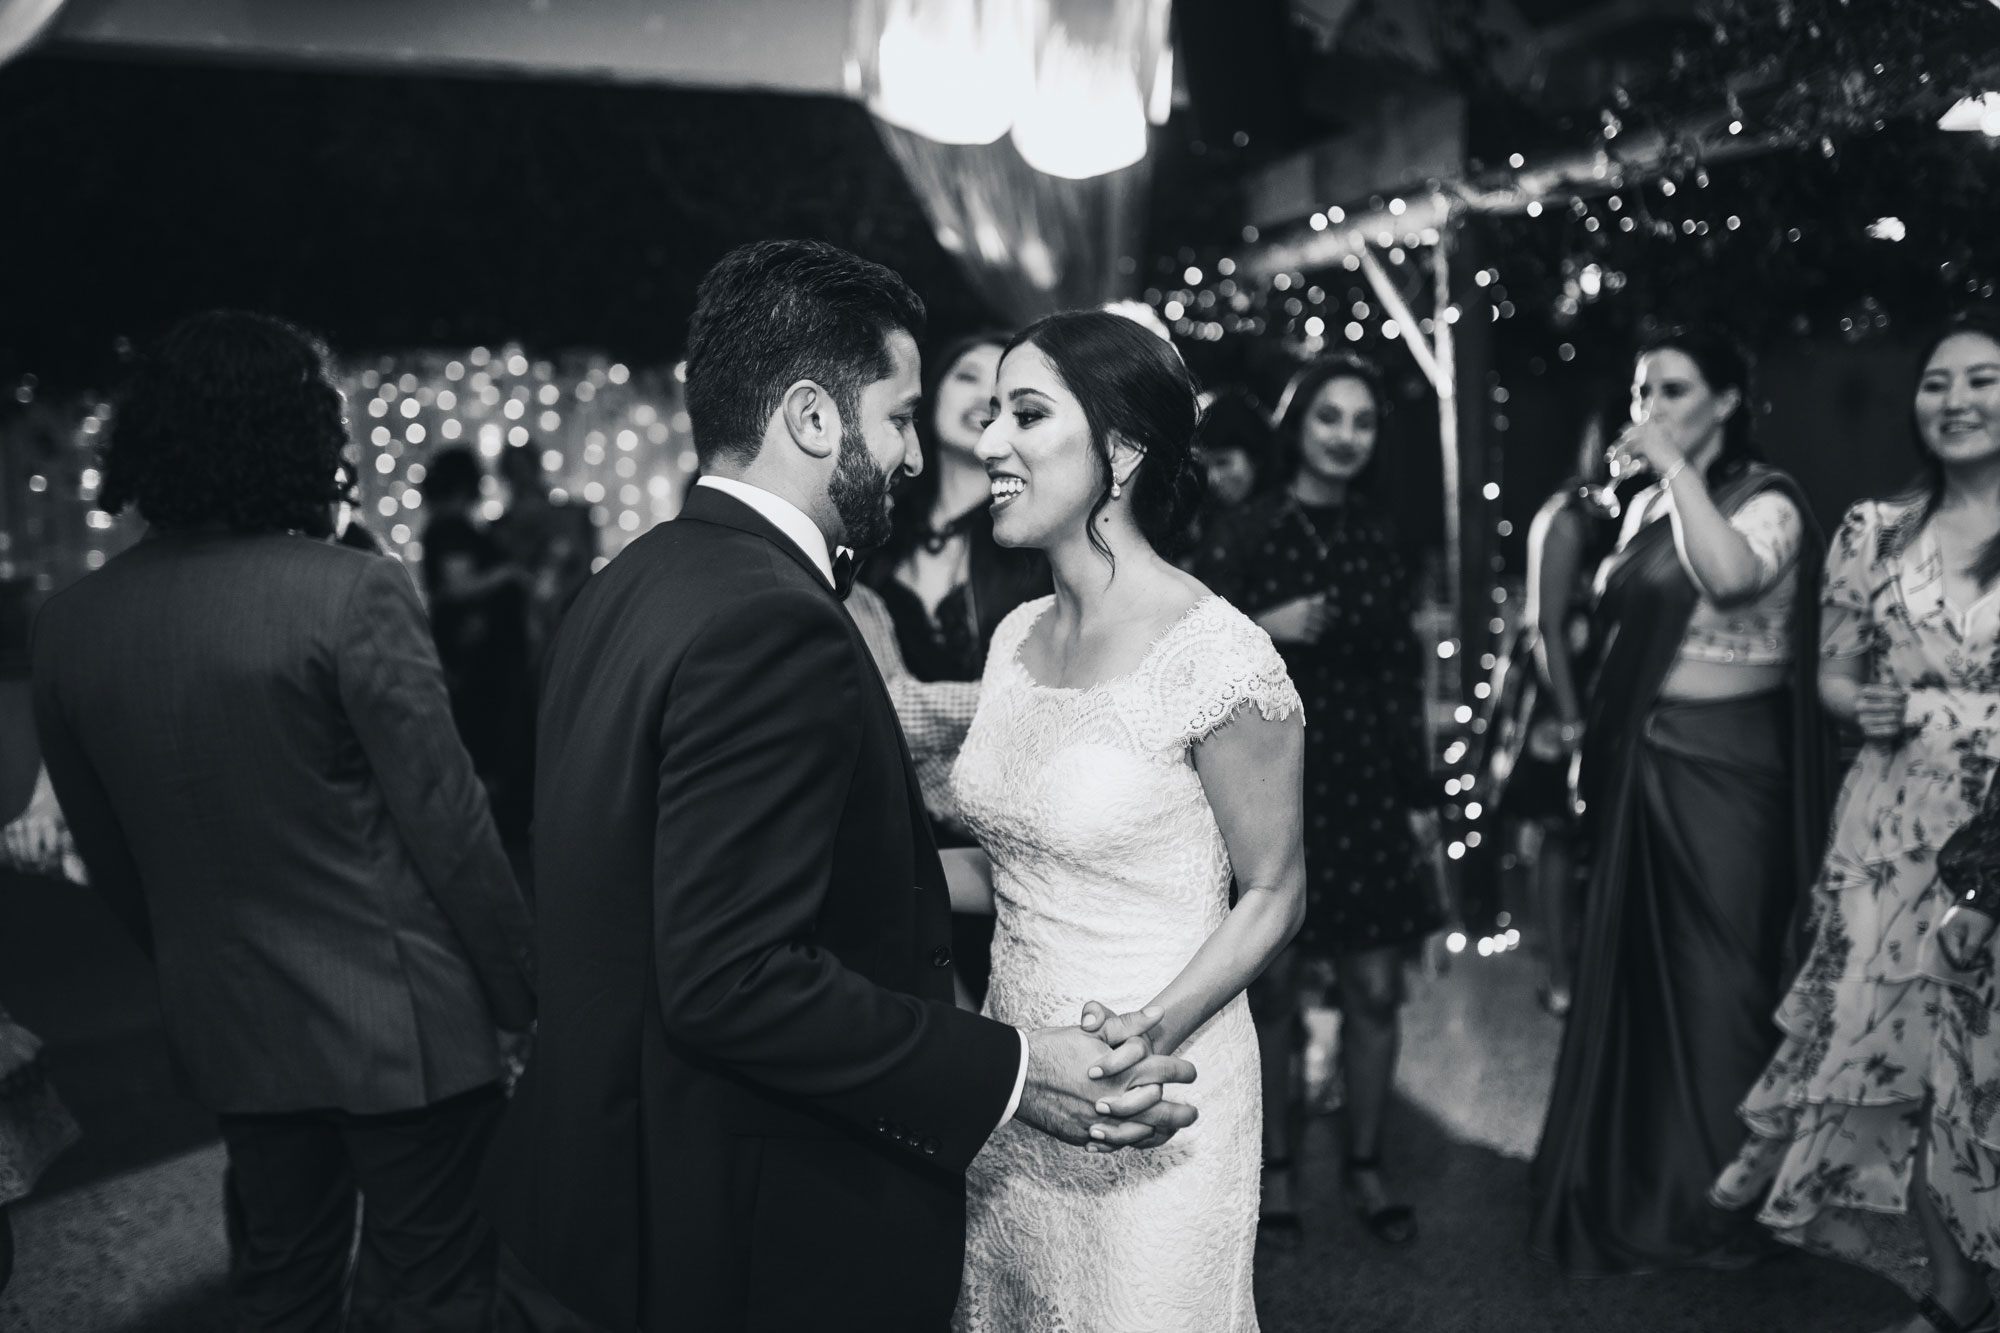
[1529,330,1829,1274]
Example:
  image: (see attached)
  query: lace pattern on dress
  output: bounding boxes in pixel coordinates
[994,594,1303,758]
[950,592,1298,1333]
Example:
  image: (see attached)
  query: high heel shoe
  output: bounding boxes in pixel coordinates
[1342,1153,1416,1246]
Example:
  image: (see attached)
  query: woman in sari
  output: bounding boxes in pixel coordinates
[1714,314,2000,1333]
[1529,330,1828,1274]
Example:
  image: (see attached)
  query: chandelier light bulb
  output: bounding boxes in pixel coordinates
[868,0,1034,145]
[1010,21,1149,179]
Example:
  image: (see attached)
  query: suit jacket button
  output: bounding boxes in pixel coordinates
[931,946,952,968]
[875,1117,890,1134]
[922,1137,939,1155]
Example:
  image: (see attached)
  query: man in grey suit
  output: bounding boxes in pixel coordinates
[31,311,535,1331]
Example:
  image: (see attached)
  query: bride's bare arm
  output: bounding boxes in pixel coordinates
[940,847,995,914]
[1108,708,1306,1061]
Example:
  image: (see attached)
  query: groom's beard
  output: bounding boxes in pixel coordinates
[829,423,897,552]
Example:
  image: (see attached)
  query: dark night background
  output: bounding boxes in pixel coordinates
[0,56,1018,390]
[6,4,2000,570]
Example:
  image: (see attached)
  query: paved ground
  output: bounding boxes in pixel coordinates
[0,865,1913,1332]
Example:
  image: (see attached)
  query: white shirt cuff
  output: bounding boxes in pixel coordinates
[995,1030,1030,1130]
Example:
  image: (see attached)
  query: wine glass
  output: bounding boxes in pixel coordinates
[1577,425,1652,519]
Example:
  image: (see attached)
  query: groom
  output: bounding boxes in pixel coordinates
[486,239,1197,1332]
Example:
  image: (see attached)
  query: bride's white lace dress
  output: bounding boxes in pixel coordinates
[951,593,1302,1333]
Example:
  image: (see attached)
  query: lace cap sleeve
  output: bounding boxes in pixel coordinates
[1142,597,1304,753]
[1821,500,1881,660]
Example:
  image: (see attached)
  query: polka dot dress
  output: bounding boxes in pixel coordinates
[1196,491,1443,954]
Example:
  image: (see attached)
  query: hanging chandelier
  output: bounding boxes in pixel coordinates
[850,0,1171,180]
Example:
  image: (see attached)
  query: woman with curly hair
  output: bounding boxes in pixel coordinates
[33,310,531,1329]
[1196,353,1443,1245]
[1714,312,2000,1333]
[96,315,351,535]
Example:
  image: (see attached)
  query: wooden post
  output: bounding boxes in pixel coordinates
[1432,223,1462,676]
[1451,224,1493,709]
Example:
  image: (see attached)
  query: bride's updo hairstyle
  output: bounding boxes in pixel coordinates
[1005,310,1207,560]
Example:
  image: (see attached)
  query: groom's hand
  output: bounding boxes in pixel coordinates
[1016,1026,1198,1151]
[1078,1000,1199,1150]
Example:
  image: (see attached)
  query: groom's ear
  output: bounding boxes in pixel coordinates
[779,379,841,461]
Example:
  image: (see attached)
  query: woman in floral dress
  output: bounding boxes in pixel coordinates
[1714,314,2000,1333]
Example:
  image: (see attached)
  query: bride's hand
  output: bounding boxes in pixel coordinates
[1078,1000,1159,1078]
[1076,1000,1199,1147]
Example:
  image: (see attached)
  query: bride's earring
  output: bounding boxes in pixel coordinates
[1111,481,1123,499]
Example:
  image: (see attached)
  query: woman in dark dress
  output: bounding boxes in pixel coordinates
[1198,354,1443,1245]
[861,333,1049,690]
[420,447,532,846]
[1529,330,1829,1275]
[1478,422,1624,1015]
[858,333,1049,1001]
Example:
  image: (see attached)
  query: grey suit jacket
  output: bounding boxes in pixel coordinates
[32,531,534,1115]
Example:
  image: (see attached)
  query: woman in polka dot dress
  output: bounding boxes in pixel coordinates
[1196,354,1442,1246]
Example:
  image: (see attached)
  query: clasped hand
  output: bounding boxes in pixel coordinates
[1258,594,1329,646]
[1854,683,1909,743]
[1014,1003,1197,1153]
[2,805,64,869]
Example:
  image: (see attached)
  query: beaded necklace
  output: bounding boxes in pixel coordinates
[1284,486,1344,563]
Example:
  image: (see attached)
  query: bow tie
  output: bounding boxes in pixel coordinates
[831,549,857,600]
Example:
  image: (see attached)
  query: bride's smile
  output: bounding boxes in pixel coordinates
[977,343,1125,551]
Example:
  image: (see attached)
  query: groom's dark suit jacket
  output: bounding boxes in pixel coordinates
[486,484,1023,1332]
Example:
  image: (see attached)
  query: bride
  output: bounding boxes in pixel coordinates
[943,310,1307,1332]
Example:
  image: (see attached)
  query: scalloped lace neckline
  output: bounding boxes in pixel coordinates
[1009,594,1221,695]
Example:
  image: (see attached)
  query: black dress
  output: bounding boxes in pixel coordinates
[1485,485,1623,825]
[421,514,532,842]
[859,509,1049,686]
[1199,491,1443,952]
[857,508,1049,1000]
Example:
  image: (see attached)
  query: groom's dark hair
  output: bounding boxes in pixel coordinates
[684,239,927,467]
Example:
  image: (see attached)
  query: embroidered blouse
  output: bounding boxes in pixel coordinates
[1614,485,1804,666]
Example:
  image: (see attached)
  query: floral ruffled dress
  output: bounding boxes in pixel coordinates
[1713,496,2000,1294]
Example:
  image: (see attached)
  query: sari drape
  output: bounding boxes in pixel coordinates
[1529,465,1831,1274]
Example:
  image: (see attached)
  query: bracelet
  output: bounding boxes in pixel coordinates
[1659,458,1690,488]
